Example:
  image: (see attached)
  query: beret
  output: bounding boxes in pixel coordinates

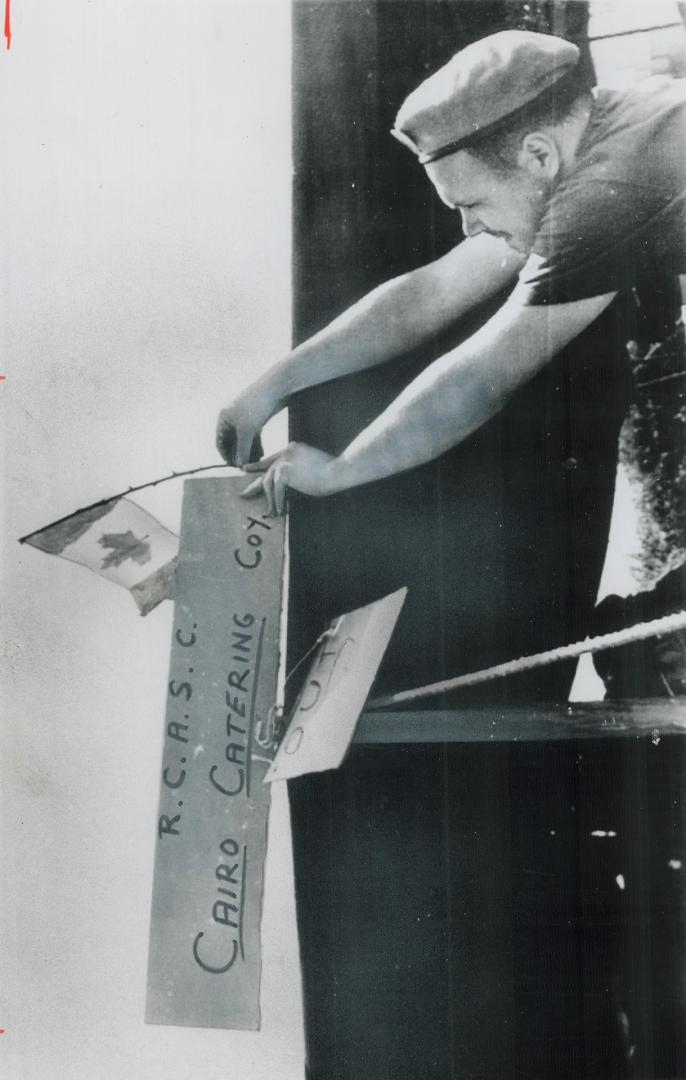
[392,30,580,164]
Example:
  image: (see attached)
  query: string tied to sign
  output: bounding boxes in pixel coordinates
[254,620,343,749]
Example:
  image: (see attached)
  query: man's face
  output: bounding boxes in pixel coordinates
[424,148,550,254]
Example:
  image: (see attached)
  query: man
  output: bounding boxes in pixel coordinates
[217,32,686,1077]
[218,30,685,515]
[218,31,685,691]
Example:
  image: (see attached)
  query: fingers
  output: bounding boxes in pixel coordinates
[274,466,287,516]
[263,465,287,517]
[236,429,258,468]
[243,452,280,473]
[215,418,263,467]
[240,461,288,517]
[248,433,264,465]
[234,430,264,467]
[261,467,276,517]
[241,477,265,499]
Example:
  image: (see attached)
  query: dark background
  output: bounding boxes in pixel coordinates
[288,0,628,704]
[286,5,686,1079]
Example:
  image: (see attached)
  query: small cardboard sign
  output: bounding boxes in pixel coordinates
[145,478,284,1030]
[265,587,406,783]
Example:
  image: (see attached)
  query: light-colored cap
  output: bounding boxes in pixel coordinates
[392,30,580,164]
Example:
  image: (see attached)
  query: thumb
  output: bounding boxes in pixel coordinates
[216,422,238,465]
[248,433,264,464]
[235,428,254,467]
[236,431,264,467]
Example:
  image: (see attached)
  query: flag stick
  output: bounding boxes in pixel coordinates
[18,463,235,545]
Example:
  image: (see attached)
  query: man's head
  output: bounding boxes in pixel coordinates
[393,31,591,253]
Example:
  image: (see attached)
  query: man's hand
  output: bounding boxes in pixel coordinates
[240,443,338,516]
[216,382,285,466]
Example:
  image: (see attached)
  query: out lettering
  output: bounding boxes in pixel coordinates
[228,669,250,693]
[163,765,186,789]
[169,679,192,702]
[225,713,246,738]
[213,901,238,928]
[217,862,240,885]
[167,720,189,744]
[158,814,182,838]
[225,742,245,767]
[192,931,238,974]
[234,545,260,570]
[245,516,271,532]
[209,763,245,797]
[232,630,253,654]
[299,678,322,712]
[225,690,247,719]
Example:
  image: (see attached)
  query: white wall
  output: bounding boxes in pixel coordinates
[589,0,686,85]
[1,2,302,1078]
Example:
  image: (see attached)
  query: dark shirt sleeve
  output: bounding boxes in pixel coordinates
[513,177,686,306]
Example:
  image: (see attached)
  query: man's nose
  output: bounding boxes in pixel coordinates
[459,208,485,237]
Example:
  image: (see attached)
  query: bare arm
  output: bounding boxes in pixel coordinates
[242,292,617,513]
[217,234,523,464]
[273,234,524,394]
[329,293,617,487]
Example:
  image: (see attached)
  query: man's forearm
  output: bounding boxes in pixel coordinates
[318,292,617,493]
[238,293,616,511]
[268,235,523,400]
[325,341,501,490]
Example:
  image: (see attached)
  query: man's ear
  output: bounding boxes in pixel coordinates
[519,132,560,182]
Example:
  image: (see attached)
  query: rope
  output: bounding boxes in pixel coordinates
[368,611,686,710]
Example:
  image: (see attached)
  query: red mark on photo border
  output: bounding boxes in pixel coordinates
[4,0,10,50]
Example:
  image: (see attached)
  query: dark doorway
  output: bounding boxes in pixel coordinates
[287,5,686,1078]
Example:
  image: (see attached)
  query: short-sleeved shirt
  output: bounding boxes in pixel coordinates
[513,76,686,306]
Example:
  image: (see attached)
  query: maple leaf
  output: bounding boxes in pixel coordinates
[98,530,152,569]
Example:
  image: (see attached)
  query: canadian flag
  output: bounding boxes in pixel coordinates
[23,497,178,615]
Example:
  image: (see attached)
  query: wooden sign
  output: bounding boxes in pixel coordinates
[266,588,406,783]
[145,478,284,1030]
